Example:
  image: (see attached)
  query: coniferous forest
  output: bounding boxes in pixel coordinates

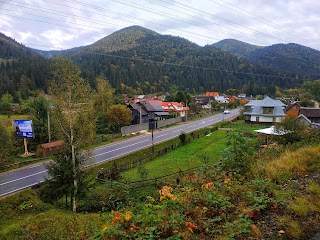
[1,26,320,101]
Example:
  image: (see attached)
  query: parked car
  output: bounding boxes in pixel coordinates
[223,109,230,114]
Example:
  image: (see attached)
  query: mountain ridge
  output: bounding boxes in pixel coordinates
[213,39,320,77]
[0,26,318,100]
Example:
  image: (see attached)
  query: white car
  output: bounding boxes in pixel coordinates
[223,109,230,114]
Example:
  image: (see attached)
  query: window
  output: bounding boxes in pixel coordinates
[272,117,276,122]
[256,117,260,122]
[263,107,274,114]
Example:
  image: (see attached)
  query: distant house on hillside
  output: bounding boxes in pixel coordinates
[195,96,214,109]
[128,100,169,125]
[229,96,239,103]
[286,103,320,123]
[299,108,320,123]
[205,92,219,97]
[286,102,301,118]
[294,114,320,130]
[214,96,229,103]
[244,96,286,123]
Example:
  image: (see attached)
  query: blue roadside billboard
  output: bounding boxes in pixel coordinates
[13,120,34,138]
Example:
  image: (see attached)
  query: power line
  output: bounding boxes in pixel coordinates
[210,0,320,46]
[152,0,290,44]
[2,0,221,44]
[3,0,317,81]
[25,42,306,82]
[111,0,271,44]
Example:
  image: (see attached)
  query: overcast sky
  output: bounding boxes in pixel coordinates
[0,0,319,51]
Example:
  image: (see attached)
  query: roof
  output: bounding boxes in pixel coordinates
[155,112,169,116]
[215,96,228,101]
[137,100,167,113]
[299,108,320,118]
[40,140,64,149]
[285,102,301,111]
[129,103,148,115]
[245,96,285,107]
[149,102,164,112]
[254,126,290,135]
[295,114,312,124]
[244,96,286,117]
[205,92,219,97]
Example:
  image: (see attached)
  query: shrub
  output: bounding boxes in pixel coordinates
[220,132,255,176]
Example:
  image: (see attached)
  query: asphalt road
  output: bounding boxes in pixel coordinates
[0,109,239,197]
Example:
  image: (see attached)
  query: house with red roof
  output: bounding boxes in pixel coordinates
[206,92,219,97]
[149,100,189,117]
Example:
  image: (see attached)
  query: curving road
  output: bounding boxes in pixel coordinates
[0,109,239,197]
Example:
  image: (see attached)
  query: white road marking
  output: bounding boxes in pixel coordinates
[0,170,48,186]
[0,181,44,197]
[94,139,149,157]
[155,134,167,138]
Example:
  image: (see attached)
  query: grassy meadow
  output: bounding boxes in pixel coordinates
[0,120,319,239]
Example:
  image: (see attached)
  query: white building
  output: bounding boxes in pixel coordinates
[244,96,286,123]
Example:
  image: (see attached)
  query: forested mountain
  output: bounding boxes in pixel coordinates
[0,33,36,59]
[1,26,318,100]
[48,26,299,96]
[213,40,320,78]
[0,34,51,100]
[212,39,262,58]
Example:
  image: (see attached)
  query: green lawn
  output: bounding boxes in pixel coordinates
[120,120,260,183]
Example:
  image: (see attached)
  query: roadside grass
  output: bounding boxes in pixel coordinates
[1,121,320,239]
[120,130,228,182]
[0,156,50,173]
[119,120,260,182]
[0,190,103,239]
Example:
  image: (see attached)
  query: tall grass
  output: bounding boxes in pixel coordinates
[261,146,320,181]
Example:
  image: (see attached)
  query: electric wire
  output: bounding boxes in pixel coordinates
[25,42,307,82]
[0,0,222,44]
[110,0,270,44]
[210,0,320,46]
[150,0,290,43]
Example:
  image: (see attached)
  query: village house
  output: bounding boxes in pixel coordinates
[205,92,219,97]
[214,96,229,104]
[286,102,320,123]
[244,96,286,123]
[194,96,214,109]
[128,100,169,125]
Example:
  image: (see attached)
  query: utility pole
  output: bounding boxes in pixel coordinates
[185,99,188,122]
[47,107,51,143]
[151,126,154,156]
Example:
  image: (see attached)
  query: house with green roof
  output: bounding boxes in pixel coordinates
[243,96,286,123]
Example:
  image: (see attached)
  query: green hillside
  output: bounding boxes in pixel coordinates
[213,40,320,78]
[1,26,319,100]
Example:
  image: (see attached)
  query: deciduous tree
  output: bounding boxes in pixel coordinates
[107,104,131,132]
[49,58,95,212]
[0,122,14,166]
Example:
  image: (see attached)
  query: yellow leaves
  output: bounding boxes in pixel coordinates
[101,224,108,233]
[224,178,231,185]
[124,211,132,222]
[279,229,285,234]
[146,196,155,202]
[159,186,175,201]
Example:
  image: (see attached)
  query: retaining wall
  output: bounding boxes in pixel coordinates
[121,117,183,136]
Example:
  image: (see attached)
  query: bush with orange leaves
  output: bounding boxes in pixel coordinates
[159,186,175,201]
